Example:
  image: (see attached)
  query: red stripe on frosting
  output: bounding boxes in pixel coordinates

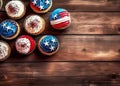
[60,11,69,18]
[52,21,70,29]
[30,2,41,11]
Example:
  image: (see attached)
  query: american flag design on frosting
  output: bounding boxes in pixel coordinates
[30,0,52,11]
[50,8,71,29]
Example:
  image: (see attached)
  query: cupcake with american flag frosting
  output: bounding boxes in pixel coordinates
[0,19,20,40]
[38,35,59,56]
[50,8,71,30]
[30,0,52,13]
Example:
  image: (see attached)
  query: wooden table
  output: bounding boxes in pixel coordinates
[0,0,120,85]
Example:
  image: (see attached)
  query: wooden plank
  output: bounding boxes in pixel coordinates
[1,12,120,34]
[0,62,120,85]
[1,35,119,62]
[1,0,120,12]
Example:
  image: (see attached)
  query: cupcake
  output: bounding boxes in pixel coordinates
[24,15,45,35]
[15,35,36,55]
[5,0,26,19]
[38,35,59,56]
[30,0,52,13]
[0,40,11,61]
[50,8,71,30]
[0,0,3,10]
[0,19,20,40]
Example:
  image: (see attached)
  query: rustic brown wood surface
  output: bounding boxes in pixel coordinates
[0,0,120,85]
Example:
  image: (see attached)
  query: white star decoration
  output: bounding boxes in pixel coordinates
[45,0,50,4]
[2,23,7,28]
[50,46,55,51]
[54,14,58,20]
[6,26,11,31]
[39,5,44,10]
[44,41,49,46]
[33,0,37,5]
[51,38,56,43]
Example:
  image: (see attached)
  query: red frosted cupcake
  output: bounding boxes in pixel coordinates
[15,35,36,55]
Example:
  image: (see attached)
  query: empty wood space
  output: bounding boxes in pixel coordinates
[0,0,120,85]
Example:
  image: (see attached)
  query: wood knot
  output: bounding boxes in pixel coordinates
[117,25,120,32]
[82,48,87,52]
[118,49,120,53]
[117,26,120,32]
[109,73,118,79]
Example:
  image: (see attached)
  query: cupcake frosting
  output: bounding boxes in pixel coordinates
[16,37,31,54]
[0,41,9,60]
[0,20,17,37]
[30,0,52,11]
[39,35,59,53]
[5,1,25,18]
[24,15,43,34]
[50,8,71,29]
[16,35,36,54]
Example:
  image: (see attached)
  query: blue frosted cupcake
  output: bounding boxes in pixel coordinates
[0,19,20,40]
[38,35,59,55]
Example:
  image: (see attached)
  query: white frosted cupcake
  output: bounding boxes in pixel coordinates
[24,15,45,35]
[0,41,11,61]
[5,0,26,19]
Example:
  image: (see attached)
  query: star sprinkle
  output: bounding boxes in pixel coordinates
[45,0,50,4]
[53,14,58,20]
[33,0,37,5]
[6,26,11,31]
[44,41,49,46]
[2,23,7,28]
[39,5,44,10]
[51,38,56,43]
[50,46,55,51]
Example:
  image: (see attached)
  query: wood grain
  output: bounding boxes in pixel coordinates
[1,35,119,62]
[0,0,120,85]
[1,0,120,12]
[0,62,120,85]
